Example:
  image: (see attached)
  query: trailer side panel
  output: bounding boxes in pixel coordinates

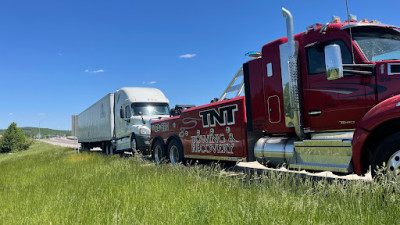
[78,93,114,143]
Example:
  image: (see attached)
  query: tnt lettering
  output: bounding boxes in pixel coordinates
[199,104,238,127]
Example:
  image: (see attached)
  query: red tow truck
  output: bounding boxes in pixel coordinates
[150,8,400,177]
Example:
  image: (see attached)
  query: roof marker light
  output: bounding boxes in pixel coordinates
[345,14,357,22]
[245,51,262,58]
[331,16,340,23]
[370,20,381,24]
[360,19,368,22]
[350,14,357,21]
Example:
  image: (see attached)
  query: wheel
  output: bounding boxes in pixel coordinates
[153,139,166,163]
[371,133,400,179]
[107,142,113,155]
[168,139,184,165]
[81,143,89,152]
[101,142,109,155]
[131,137,137,155]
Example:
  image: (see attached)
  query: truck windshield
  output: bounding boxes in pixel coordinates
[353,27,400,62]
[131,103,169,116]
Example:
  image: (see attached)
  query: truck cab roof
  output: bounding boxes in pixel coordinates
[116,87,169,104]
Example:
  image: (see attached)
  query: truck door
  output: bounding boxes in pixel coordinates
[301,39,375,131]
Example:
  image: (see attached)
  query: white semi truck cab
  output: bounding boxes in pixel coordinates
[114,87,170,153]
[78,87,169,155]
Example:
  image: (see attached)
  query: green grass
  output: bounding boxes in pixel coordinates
[0,143,399,224]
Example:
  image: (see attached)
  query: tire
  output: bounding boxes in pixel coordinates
[371,132,400,179]
[101,142,109,155]
[107,142,113,155]
[153,139,166,163]
[131,137,137,155]
[168,139,184,165]
[81,143,89,152]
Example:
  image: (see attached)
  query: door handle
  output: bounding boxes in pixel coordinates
[308,110,322,116]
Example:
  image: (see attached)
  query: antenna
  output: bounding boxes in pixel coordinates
[345,0,355,63]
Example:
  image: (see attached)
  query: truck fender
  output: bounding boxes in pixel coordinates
[352,95,400,175]
[150,136,165,149]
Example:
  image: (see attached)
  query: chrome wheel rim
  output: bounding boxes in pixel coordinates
[388,150,400,178]
[169,146,179,165]
[154,145,162,163]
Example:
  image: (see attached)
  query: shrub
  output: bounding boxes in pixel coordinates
[0,122,31,153]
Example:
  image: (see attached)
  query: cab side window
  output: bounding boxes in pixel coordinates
[306,40,352,75]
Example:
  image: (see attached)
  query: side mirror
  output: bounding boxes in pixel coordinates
[120,108,124,118]
[324,44,343,80]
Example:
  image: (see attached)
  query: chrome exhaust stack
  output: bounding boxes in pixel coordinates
[282,8,294,44]
[280,8,306,140]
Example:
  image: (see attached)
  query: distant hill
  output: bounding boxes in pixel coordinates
[0,127,71,138]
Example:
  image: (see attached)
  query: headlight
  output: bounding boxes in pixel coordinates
[139,127,150,135]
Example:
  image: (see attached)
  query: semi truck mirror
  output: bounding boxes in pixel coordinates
[120,108,124,118]
[324,44,344,80]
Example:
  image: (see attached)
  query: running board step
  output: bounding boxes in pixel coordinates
[289,139,353,173]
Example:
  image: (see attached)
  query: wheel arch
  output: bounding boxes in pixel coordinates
[166,134,183,150]
[130,133,136,149]
[356,118,400,174]
[130,132,136,141]
[353,96,400,175]
[150,135,165,150]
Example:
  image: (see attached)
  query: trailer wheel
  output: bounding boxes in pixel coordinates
[371,132,400,179]
[168,139,184,165]
[81,143,89,152]
[153,140,166,163]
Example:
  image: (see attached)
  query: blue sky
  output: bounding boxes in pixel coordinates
[0,0,398,130]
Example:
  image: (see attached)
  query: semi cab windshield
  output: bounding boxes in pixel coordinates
[131,103,169,116]
[353,27,400,62]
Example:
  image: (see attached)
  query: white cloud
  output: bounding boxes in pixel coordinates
[84,69,104,73]
[142,81,157,85]
[179,54,196,59]
[9,113,13,116]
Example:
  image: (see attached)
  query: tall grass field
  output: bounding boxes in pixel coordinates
[0,143,399,224]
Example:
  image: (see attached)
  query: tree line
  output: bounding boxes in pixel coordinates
[0,122,34,153]
[0,127,72,138]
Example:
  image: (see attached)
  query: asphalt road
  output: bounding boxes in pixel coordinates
[41,137,80,148]
[42,137,372,181]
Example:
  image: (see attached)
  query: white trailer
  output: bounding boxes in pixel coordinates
[77,87,169,154]
[78,93,114,143]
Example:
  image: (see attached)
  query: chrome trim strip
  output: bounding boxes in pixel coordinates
[184,155,246,162]
[289,163,350,173]
[304,89,352,95]
[310,131,354,140]
[308,110,322,116]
